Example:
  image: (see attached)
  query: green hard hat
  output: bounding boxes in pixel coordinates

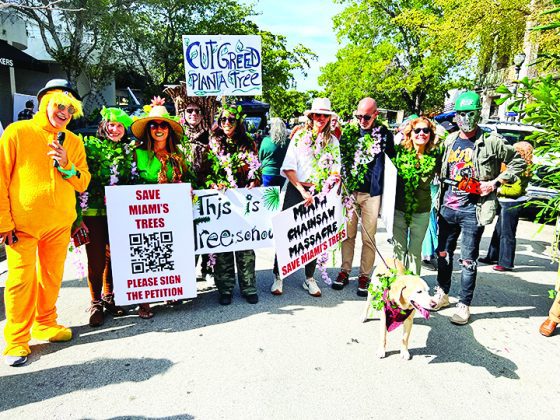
[454,91,481,111]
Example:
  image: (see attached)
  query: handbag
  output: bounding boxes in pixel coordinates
[497,176,523,199]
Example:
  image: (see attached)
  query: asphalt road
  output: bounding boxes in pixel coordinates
[0,219,559,419]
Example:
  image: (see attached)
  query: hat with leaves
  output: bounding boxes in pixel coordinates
[130,96,184,141]
[100,107,134,129]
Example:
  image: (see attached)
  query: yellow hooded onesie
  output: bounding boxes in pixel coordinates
[0,90,91,357]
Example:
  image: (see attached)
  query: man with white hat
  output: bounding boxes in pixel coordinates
[332,97,395,297]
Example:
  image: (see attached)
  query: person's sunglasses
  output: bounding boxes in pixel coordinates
[185,108,201,115]
[355,114,372,121]
[149,122,169,129]
[413,127,431,134]
[57,103,76,115]
[312,113,329,119]
[220,116,237,124]
[457,111,477,118]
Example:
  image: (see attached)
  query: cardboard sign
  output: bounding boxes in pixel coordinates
[192,187,280,254]
[105,184,196,305]
[183,35,262,96]
[272,188,347,279]
[380,153,397,238]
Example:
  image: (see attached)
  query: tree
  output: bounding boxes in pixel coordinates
[115,1,316,103]
[321,0,463,115]
[7,1,128,104]
[267,90,315,121]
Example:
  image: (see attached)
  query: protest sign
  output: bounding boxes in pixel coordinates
[380,154,397,238]
[183,35,262,96]
[105,184,196,305]
[192,187,280,254]
[272,188,347,279]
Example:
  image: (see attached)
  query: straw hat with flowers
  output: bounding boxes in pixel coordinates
[131,96,184,142]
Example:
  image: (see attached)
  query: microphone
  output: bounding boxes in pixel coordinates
[53,131,65,168]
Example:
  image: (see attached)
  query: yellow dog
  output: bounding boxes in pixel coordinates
[363,259,432,360]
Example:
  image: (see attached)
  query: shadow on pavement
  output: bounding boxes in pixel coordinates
[412,254,557,379]
[99,417,194,420]
[0,357,173,413]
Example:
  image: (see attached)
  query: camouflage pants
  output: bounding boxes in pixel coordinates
[214,250,257,296]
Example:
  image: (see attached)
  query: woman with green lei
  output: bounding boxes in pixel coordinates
[207,105,261,305]
[77,107,137,327]
[391,116,441,275]
[130,99,187,318]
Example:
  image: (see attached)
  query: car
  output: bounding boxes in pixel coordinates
[478,120,543,145]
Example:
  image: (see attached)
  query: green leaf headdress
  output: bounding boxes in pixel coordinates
[223,104,246,121]
[100,106,134,129]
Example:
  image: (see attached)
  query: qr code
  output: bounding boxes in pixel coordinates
[129,231,174,274]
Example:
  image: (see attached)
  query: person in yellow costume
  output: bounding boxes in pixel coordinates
[0,79,91,366]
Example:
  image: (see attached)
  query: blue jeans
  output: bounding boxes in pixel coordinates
[436,206,485,306]
[485,201,521,269]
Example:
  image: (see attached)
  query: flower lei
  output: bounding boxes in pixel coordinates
[338,123,383,223]
[207,136,261,188]
[339,122,383,193]
[294,129,340,196]
[79,136,139,211]
[392,145,439,226]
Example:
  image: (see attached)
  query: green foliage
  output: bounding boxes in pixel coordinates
[10,0,128,94]
[263,187,281,211]
[82,135,139,210]
[496,75,560,222]
[322,0,464,115]
[268,90,315,120]
[367,269,398,311]
[392,145,439,225]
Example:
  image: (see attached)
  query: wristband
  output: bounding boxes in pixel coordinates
[57,163,77,179]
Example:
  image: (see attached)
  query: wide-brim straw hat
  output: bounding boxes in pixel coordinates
[131,105,184,141]
[303,97,336,117]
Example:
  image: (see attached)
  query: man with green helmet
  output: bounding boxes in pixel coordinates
[430,91,526,324]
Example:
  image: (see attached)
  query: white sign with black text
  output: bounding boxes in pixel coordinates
[192,187,280,254]
[105,184,196,305]
[272,188,347,279]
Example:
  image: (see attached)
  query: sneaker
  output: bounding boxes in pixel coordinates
[357,275,370,297]
[492,265,513,272]
[88,300,104,327]
[332,271,349,290]
[478,256,496,265]
[430,286,450,311]
[303,277,321,297]
[271,275,283,295]
[451,303,470,325]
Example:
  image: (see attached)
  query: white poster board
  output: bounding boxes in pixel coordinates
[192,187,280,254]
[380,153,397,238]
[272,187,347,279]
[183,35,262,96]
[105,184,196,305]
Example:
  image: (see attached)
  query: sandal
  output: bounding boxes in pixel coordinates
[138,303,154,319]
[102,294,126,316]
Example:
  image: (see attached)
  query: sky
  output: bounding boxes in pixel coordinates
[246,0,345,92]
